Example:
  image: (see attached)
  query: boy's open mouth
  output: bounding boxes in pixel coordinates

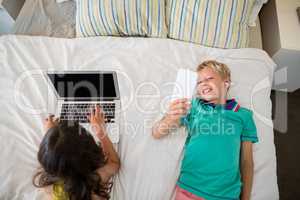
[202,87,212,95]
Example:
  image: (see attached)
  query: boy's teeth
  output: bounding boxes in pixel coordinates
[203,88,211,94]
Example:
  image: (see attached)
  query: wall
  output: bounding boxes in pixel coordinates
[260,0,300,92]
[0,8,14,35]
[2,0,25,19]
[276,0,300,51]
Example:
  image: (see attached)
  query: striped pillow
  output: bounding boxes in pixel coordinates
[167,0,256,49]
[76,0,167,38]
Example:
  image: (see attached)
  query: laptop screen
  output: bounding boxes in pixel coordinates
[47,73,117,99]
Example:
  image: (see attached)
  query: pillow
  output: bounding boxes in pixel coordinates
[13,0,76,38]
[56,0,71,3]
[167,0,256,49]
[248,0,268,26]
[76,0,167,38]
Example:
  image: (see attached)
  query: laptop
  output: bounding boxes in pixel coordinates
[45,71,121,143]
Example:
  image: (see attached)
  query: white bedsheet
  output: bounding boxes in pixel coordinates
[0,35,279,200]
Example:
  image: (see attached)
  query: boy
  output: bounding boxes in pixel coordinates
[152,60,258,200]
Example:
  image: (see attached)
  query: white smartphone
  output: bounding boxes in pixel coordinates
[171,68,198,102]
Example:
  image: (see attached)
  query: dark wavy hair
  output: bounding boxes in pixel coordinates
[33,121,112,200]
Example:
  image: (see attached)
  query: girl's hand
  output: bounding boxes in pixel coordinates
[43,114,59,131]
[164,98,190,126]
[88,105,106,137]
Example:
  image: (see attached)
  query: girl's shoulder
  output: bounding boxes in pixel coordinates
[52,181,69,200]
[47,183,107,200]
[43,185,55,200]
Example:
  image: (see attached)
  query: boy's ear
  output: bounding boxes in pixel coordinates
[224,81,230,89]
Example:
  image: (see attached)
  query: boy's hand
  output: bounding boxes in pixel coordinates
[152,98,191,139]
[43,114,59,131]
[164,98,190,126]
[88,105,106,137]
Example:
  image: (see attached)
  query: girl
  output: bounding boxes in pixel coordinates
[33,105,120,200]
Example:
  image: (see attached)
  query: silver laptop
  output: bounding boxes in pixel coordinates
[46,71,121,143]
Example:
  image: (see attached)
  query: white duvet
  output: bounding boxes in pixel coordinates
[0,35,278,200]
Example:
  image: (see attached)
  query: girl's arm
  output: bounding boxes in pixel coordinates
[96,128,120,183]
[152,99,190,139]
[240,141,254,200]
[43,114,59,132]
[89,106,120,183]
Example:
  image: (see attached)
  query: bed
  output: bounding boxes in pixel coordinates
[1,0,278,199]
[0,35,278,200]
[12,0,264,49]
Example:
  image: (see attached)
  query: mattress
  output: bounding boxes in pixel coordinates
[0,35,278,200]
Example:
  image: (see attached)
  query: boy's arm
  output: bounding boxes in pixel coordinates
[240,141,254,200]
[152,99,190,139]
[152,115,177,139]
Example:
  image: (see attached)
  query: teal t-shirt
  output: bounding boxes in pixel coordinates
[177,98,258,200]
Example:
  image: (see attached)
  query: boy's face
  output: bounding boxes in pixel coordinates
[196,67,229,104]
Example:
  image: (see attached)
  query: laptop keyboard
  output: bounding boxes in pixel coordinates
[60,103,115,123]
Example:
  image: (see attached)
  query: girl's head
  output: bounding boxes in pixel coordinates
[196,60,231,104]
[33,121,111,200]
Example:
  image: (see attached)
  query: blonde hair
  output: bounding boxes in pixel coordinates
[197,60,231,82]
